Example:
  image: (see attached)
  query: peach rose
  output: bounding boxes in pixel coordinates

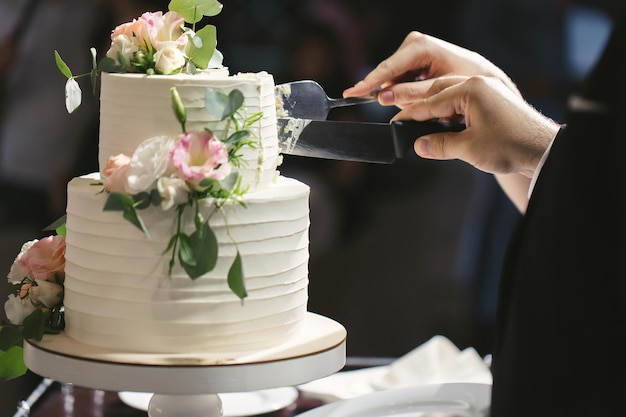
[18,235,65,282]
[103,153,131,194]
[111,18,151,50]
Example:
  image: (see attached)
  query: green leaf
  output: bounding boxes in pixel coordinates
[0,346,27,380]
[187,25,216,70]
[103,192,135,211]
[133,192,152,210]
[226,130,250,145]
[123,206,150,237]
[205,89,244,121]
[0,326,23,351]
[179,222,218,278]
[54,50,72,79]
[43,215,67,235]
[169,0,223,23]
[65,78,82,113]
[104,193,150,235]
[178,233,195,266]
[150,189,163,206]
[22,309,48,341]
[228,251,247,300]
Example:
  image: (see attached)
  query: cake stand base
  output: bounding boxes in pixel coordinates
[148,393,223,417]
[24,313,346,417]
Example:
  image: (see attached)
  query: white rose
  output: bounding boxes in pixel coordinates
[154,43,185,75]
[7,240,37,282]
[106,34,138,68]
[29,280,63,308]
[125,136,174,194]
[4,294,37,325]
[157,177,190,210]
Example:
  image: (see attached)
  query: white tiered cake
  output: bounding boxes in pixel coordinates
[62,71,311,353]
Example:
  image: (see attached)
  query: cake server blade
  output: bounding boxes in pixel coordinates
[275,80,376,120]
[277,118,465,164]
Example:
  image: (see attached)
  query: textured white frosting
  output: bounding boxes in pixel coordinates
[99,71,280,192]
[64,175,310,353]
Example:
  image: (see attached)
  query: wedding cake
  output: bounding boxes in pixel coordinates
[55,7,312,353]
[62,71,310,353]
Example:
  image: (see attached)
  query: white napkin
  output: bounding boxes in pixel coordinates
[297,335,492,402]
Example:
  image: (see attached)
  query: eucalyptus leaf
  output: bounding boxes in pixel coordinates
[150,189,163,206]
[169,0,223,23]
[220,172,239,190]
[227,251,247,300]
[205,89,244,121]
[54,50,72,78]
[187,25,216,70]
[98,57,118,73]
[0,346,27,380]
[65,78,82,114]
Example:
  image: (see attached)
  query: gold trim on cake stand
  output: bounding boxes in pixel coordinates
[24,312,346,417]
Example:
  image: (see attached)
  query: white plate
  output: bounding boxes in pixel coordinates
[119,387,298,416]
[297,383,491,417]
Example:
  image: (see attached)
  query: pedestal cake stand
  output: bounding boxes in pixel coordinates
[24,312,346,417]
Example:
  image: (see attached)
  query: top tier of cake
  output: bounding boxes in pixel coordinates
[98,70,280,192]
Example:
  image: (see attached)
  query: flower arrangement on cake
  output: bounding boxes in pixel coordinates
[0,221,66,380]
[0,0,263,380]
[56,0,224,113]
[101,86,256,293]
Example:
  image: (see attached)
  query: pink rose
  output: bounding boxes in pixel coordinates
[110,18,151,50]
[103,153,131,194]
[18,235,66,282]
[169,131,231,189]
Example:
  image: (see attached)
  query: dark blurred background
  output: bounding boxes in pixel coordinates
[0,0,617,414]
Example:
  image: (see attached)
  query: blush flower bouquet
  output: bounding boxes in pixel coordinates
[0,221,66,380]
[55,0,224,113]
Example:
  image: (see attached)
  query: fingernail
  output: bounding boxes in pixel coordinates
[378,90,394,104]
[416,138,431,157]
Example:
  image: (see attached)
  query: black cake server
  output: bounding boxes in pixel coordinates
[277,118,465,164]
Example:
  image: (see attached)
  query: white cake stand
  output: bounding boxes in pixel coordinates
[24,312,346,417]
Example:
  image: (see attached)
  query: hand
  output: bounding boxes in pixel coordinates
[394,75,559,178]
[343,31,521,106]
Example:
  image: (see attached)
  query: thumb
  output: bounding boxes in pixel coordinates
[414,131,462,161]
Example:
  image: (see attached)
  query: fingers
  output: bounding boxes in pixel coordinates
[343,31,433,98]
[383,75,468,108]
[391,77,470,123]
